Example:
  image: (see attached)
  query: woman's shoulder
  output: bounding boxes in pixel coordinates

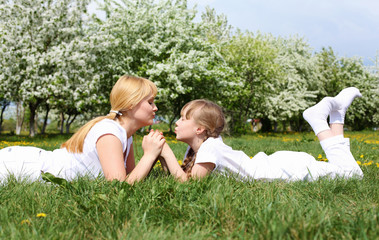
[92,119,124,132]
[89,119,127,142]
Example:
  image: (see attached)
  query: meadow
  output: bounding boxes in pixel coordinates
[0,130,378,239]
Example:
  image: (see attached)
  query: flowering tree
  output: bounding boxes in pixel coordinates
[316,48,379,130]
[0,0,91,136]
[266,35,320,131]
[221,32,282,133]
[89,0,232,130]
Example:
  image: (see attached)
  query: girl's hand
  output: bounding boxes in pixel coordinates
[142,129,165,159]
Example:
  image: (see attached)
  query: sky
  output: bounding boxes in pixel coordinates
[87,0,378,65]
[188,0,379,66]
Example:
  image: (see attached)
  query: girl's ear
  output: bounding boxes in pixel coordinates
[196,126,206,135]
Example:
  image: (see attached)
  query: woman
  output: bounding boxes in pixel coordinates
[0,75,165,184]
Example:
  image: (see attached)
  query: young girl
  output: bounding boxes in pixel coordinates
[0,75,165,184]
[159,87,364,182]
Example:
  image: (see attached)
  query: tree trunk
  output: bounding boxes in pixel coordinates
[16,102,25,135]
[29,102,38,137]
[0,104,7,134]
[260,118,272,132]
[34,111,39,134]
[65,114,77,134]
[41,105,50,134]
[168,115,177,133]
[60,113,65,134]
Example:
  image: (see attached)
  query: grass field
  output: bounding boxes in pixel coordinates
[0,131,378,239]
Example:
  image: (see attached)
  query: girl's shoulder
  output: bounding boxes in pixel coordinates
[195,137,224,165]
[202,136,224,147]
[200,137,225,153]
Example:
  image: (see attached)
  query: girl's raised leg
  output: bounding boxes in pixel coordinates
[303,97,339,141]
[304,87,363,177]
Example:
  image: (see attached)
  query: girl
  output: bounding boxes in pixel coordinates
[0,75,165,184]
[159,87,364,182]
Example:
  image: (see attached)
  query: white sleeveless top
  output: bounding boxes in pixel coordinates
[40,119,133,180]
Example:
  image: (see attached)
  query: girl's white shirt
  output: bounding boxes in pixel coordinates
[186,136,352,181]
[40,119,133,180]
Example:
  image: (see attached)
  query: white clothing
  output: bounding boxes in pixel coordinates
[0,119,133,182]
[191,136,363,181]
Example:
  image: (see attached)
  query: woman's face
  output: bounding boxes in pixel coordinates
[175,108,200,144]
[128,94,158,127]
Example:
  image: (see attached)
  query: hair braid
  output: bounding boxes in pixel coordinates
[181,148,196,177]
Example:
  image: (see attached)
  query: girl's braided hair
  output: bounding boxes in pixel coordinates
[180,99,226,176]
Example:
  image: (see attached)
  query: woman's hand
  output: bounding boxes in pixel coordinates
[126,130,165,185]
[142,129,166,159]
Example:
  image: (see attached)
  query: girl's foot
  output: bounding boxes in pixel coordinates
[330,87,362,124]
[303,97,340,135]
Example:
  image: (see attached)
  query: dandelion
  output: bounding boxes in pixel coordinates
[376,163,379,168]
[36,213,47,218]
[360,154,364,158]
[178,160,183,165]
[363,161,373,166]
[356,161,361,165]
[317,154,322,159]
[21,219,31,225]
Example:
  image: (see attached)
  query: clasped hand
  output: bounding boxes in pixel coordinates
[142,129,166,158]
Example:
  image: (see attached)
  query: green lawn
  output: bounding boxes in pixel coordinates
[0,131,378,239]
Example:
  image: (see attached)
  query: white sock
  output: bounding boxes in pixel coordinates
[303,97,339,135]
[330,87,362,124]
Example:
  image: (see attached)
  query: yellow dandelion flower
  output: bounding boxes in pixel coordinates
[356,161,361,165]
[36,213,47,218]
[376,163,379,168]
[360,154,364,158]
[177,160,183,165]
[363,161,373,166]
[317,154,322,159]
[21,219,31,225]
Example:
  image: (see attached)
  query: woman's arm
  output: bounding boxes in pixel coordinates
[125,130,165,184]
[97,130,165,184]
[97,134,128,181]
[160,143,214,182]
[125,145,135,175]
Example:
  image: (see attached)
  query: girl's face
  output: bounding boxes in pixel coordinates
[175,108,201,144]
[128,94,158,127]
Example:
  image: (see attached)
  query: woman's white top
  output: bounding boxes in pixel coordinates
[0,119,133,181]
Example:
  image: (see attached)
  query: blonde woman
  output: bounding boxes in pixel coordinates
[0,75,165,184]
[159,88,363,182]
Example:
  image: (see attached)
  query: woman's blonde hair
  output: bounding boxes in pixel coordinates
[180,99,225,175]
[61,75,157,153]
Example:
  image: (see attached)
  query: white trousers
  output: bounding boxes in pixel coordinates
[246,135,363,181]
[0,146,46,182]
[318,135,363,178]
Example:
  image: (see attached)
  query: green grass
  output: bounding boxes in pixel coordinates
[0,131,378,239]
